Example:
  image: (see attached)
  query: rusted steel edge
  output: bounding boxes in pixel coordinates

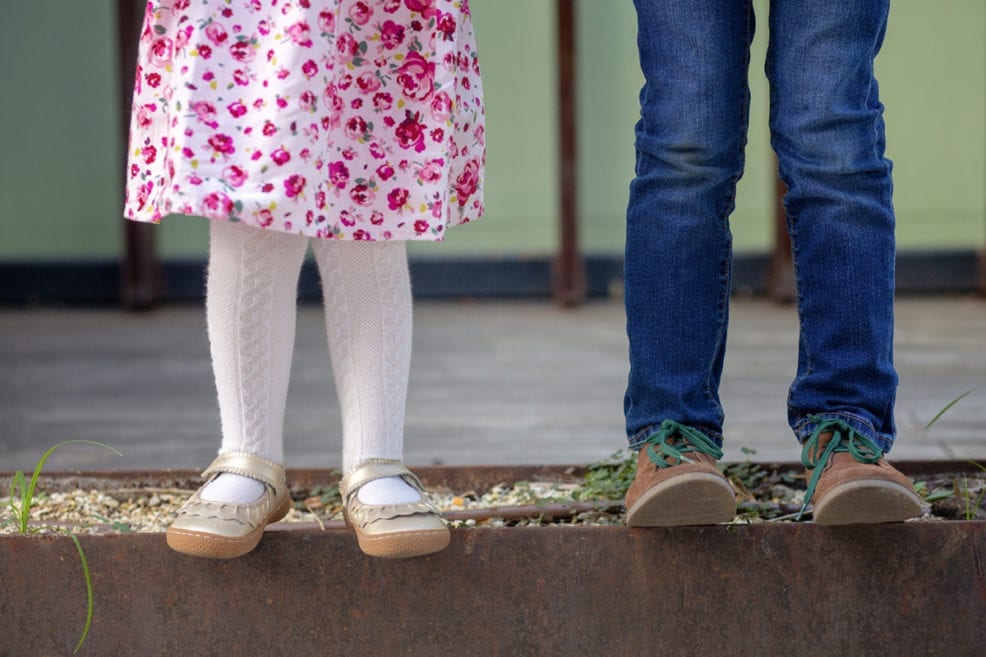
[2,523,983,657]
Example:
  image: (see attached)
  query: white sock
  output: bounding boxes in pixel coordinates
[200,220,308,505]
[312,240,420,505]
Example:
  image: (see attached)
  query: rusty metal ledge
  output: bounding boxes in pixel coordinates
[1,522,983,656]
[2,464,984,656]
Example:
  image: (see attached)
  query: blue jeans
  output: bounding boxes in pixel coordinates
[625,0,898,453]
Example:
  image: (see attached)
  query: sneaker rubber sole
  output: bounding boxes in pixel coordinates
[626,472,736,527]
[812,478,922,525]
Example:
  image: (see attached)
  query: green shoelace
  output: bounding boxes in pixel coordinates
[796,417,884,521]
[643,419,724,468]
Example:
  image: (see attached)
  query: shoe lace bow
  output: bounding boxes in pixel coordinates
[796,417,883,521]
[644,420,723,469]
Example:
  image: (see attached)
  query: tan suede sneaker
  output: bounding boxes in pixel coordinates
[625,420,736,527]
[798,419,922,525]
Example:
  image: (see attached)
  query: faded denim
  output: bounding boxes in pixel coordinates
[624,0,898,452]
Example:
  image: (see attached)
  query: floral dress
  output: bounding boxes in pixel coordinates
[124,0,485,241]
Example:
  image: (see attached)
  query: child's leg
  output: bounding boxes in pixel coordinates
[201,220,308,503]
[311,239,420,505]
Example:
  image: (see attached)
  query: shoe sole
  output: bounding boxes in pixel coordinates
[812,479,922,525]
[626,472,736,527]
[165,495,293,559]
[355,526,451,558]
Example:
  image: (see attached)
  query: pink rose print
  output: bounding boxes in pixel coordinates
[380,21,405,49]
[137,181,153,210]
[149,37,174,67]
[125,0,484,241]
[204,22,228,45]
[405,0,439,19]
[350,184,375,206]
[136,104,155,128]
[175,25,194,51]
[223,164,248,187]
[284,175,306,198]
[395,111,426,152]
[454,159,480,205]
[395,51,435,101]
[430,91,452,121]
[387,187,410,210]
[318,11,335,33]
[271,147,291,165]
[192,101,218,128]
[229,40,255,63]
[436,12,456,40]
[418,159,443,183]
[376,163,395,180]
[356,72,381,94]
[201,191,234,219]
[349,2,372,26]
[286,21,313,47]
[329,161,350,188]
[299,90,317,112]
[372,92,393,111]
[227,100,247,118]
[208,133,235,154]
[345,116,367,140]
[336,33,360,63]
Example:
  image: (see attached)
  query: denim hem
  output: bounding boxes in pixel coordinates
[627,422,724,452]
[793,411,895,454]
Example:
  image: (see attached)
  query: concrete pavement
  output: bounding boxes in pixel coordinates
[1,297,983,472]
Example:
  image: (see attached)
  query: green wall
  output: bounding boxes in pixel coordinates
[1,1,982,261]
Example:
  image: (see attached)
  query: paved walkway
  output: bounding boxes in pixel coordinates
[1,297,983,472]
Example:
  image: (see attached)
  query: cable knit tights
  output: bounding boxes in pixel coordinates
[201,220,418,506]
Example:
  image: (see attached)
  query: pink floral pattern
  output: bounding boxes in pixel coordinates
[124,0,485,241]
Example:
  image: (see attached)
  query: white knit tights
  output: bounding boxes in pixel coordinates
[201,220,418,505]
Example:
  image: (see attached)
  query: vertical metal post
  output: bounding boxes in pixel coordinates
[767,163,795,303]
[118,0,164,310]
[553,0,586,306]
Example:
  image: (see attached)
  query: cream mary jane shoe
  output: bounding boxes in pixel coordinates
[166,451,291,559]
[340,459,450,558]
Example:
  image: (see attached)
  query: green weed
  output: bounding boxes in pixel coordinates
[924,384,983,430]
[575,450,636,501]
[959,461,986,521]
[6,440,122,653]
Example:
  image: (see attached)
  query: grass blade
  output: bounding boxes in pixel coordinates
[10,470,28,532]
[68,533,94,654]
[21,441,123,533]
[925,385,983,430]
